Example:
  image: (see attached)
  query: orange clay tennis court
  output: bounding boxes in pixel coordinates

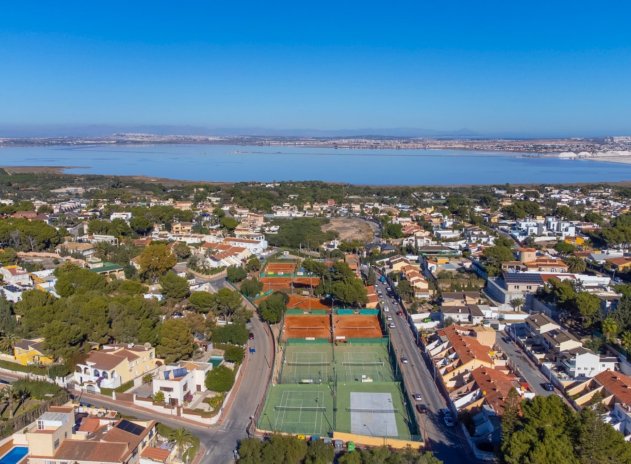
[260,276,321,292]
[333,315,383,339]
[264,262,298,274]
[283,315,331,341]
[286,295,330,311]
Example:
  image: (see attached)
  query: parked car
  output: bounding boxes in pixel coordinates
[249,332,254,340]
[389,323,396,329]
[416,404,428,414]
[413,393,422,401]
[542,382,555,392]
[401,356,409,364]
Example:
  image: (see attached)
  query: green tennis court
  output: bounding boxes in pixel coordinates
[258,384,334,435]
[334,343,395,383]
[280,343,334,384]
[335,382,415,440]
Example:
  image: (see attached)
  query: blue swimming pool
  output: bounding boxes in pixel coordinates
[0,447,28,464]
[210,356,224,367]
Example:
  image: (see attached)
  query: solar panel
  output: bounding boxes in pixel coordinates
[116,419,145,436]
[503,273,543,284]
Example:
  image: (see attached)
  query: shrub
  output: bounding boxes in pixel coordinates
[222,345,245,364]
[205,365,235,392]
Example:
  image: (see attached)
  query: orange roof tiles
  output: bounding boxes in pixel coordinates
[52,441,128,463]
[471,367,519,415]
[78,417,103,433]
[438,325,492,365]
[141,447,171,463]
[595,370,631,405]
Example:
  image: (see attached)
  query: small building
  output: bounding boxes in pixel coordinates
[13,338,54,366]
[74,344,162,393]
[0,265,32,286]
[151,361,212,406]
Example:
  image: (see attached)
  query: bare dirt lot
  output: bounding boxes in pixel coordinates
[322,217,376,243]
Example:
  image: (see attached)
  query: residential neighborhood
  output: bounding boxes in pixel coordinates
[1,175,631,463]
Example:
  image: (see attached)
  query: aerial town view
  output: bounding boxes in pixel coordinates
[1,2,631,464]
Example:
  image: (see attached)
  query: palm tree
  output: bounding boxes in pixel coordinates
[0,334,19,355]
[169,428,198,463]
[602,317,619,343]
[509,298,525,311]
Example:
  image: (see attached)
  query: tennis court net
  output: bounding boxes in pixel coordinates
[274,405,327,412]
[341,361,385,367]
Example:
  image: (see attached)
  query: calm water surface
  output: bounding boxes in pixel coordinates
[0,144,630,185]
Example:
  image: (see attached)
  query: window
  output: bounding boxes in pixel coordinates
[54,439,60,449]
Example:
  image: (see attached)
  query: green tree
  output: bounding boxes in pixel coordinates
[153,391,165,404]
[566,256,587,273]
[157,319,194,363]
[574,292,601,328]
[555,241,576,255]
[602,317,619,342]
[576,407,631,464]
[189,291,215,313]
[159,271,190,299]
[0,248,18,266]
[240,278,263,298]
[258,292,288,324]
[501,395,577,464]
[138,243,177,281]
[173,241,191,260]
[0,297,16,337]
[210,288,244,322]
[223,345,245,364]
[168,428,199,464]
[304,439,335,464]
[509,298,525,311]
[54,264,107,297]
[205,365,235,392]
[237,438,262,464]
[220,216,239,231]
[227,266,247,283]
[501,388,521,441]
[129,216,154,236]
[211,323,249,345]
[245,256,261,272]
[397,280,414,302]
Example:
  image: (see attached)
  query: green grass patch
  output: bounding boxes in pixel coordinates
[0,359,48,375]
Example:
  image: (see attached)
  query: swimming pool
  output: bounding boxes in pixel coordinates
[0,447,28,464]
[210,356,224,367]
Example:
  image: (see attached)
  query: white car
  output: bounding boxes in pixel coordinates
[384,307,390,312]
[389,323,396,328]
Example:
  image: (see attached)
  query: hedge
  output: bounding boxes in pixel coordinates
[100,379,135,397]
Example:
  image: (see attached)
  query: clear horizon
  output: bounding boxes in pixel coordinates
[1,1,631,136]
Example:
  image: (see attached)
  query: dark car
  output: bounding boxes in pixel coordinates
[542,382,555,392]
[248,332,254,340]
[416,404,428,414]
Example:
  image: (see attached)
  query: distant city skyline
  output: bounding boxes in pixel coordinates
[1,1,631,136]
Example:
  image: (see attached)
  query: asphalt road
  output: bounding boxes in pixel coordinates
[375,276,476,464]
[494,332,552,397]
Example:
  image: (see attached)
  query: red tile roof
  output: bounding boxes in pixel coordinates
[471,367,519,415]
[595,370,631,405]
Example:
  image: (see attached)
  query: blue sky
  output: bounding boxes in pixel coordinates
[1,1,630,136]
